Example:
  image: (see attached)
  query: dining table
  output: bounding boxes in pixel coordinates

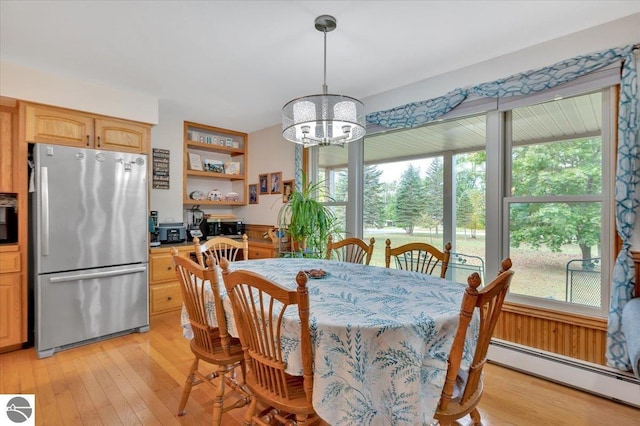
[181,257,478,426]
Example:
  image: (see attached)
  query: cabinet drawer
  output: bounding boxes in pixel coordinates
[150,282,183,315]
[0,251,20,273]
[150,253,177,282]
[248,245,274,259]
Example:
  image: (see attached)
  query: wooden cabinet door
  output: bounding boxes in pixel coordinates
[24,104,94,147]
[0,109,16,192]
[0,273,22,348]
[95,118,150,153]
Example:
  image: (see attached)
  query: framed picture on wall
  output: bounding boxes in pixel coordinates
[282,179,294,203]
[259,174,269,194]
[249,184,258,204]
[270,171,282,194]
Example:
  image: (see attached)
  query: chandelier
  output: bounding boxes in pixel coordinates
[282,15,366,147]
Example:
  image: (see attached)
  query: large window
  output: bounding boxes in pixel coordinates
[313,84,614,317]
[504,91,611,313]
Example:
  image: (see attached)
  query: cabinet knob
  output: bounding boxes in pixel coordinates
[97,135,101,147]
[167,296,172,301]
[86,135,90,147]
[167,266,172,270]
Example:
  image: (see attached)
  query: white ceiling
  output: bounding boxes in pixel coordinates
[1,1,639,134]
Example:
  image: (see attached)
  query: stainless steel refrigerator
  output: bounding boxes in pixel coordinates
[32,144,149,358]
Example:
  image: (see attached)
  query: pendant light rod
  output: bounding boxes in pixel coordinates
[315,15,336,95]
[323,29,327,95]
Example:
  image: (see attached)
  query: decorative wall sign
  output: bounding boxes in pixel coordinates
[152,148,170,189]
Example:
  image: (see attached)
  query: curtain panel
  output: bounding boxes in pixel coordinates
[366,44,639,371]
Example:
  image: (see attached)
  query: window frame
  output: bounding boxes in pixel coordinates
[499,87,614,317]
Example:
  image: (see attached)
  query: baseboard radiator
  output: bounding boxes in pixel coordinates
[488,338,640,408]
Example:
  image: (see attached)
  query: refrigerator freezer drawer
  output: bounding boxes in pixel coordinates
[36,264,149,358]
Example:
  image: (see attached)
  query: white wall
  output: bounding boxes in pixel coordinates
[364,13,640,115]
[235,125,296,226]
[0,61,158,124]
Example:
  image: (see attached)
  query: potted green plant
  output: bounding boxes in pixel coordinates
[276,175,336,257]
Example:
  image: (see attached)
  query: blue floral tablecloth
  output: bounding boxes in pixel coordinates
[181,258,477,426]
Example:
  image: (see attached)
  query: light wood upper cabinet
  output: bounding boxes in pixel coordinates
[24,103,94,147]
[95,118,150,152]
[0,107,19,193]
[23,103,150,154]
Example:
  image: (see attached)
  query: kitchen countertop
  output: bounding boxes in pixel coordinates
[149,237,272,252]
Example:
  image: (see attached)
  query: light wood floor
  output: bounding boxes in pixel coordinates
[1,310,637,425]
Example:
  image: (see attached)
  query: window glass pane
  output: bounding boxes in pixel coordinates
[511,92,602,197]
[452,152,486,280]
[511,137,602,196]
[508,202,602,307]
[362,115,487,268]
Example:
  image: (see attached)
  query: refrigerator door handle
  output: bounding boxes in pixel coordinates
[49,266,147,283]
[41,166,50,256]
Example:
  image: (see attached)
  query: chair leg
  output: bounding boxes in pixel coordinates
[243,397,258,426]
[178,357,199,416]
[295,414,308,426]
[212,365,227,426]
[470,408,482,425]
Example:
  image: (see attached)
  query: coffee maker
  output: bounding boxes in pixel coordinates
[185,206,207,240]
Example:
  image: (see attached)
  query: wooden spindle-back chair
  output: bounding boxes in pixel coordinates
[325,235,376,265]
[171,248,249,424]
[435,258,514,425]
[193,234,248,267]
[221,259,317,426]
[385,240,452,278]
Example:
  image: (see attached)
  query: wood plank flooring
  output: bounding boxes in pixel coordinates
[1,310,637,425]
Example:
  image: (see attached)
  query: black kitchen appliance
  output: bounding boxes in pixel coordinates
[185,206,206,240]
[0,194,18,244]
[206,219,245,238]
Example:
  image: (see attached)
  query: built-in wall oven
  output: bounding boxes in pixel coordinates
[0,194,18,244]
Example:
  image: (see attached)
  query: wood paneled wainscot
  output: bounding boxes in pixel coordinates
[149,245,192,316]
[493,303,608,364]
[22,102,151,153]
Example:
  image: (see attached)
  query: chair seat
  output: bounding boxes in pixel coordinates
[190,335,245,365]
[245,371,315,415]
[436,381,483,420]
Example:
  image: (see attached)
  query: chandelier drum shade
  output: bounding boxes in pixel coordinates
[282,15,365,147]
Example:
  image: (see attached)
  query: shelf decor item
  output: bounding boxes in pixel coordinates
[225,161,240,175]
[203,159,225,173]
[188,153,203,171]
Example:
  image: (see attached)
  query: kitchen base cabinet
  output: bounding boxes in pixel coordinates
[247,241,276,259]
[149,245,192,316]
[0,246,23,351]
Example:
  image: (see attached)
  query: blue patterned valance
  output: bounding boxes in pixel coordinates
[367,45,635,129]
